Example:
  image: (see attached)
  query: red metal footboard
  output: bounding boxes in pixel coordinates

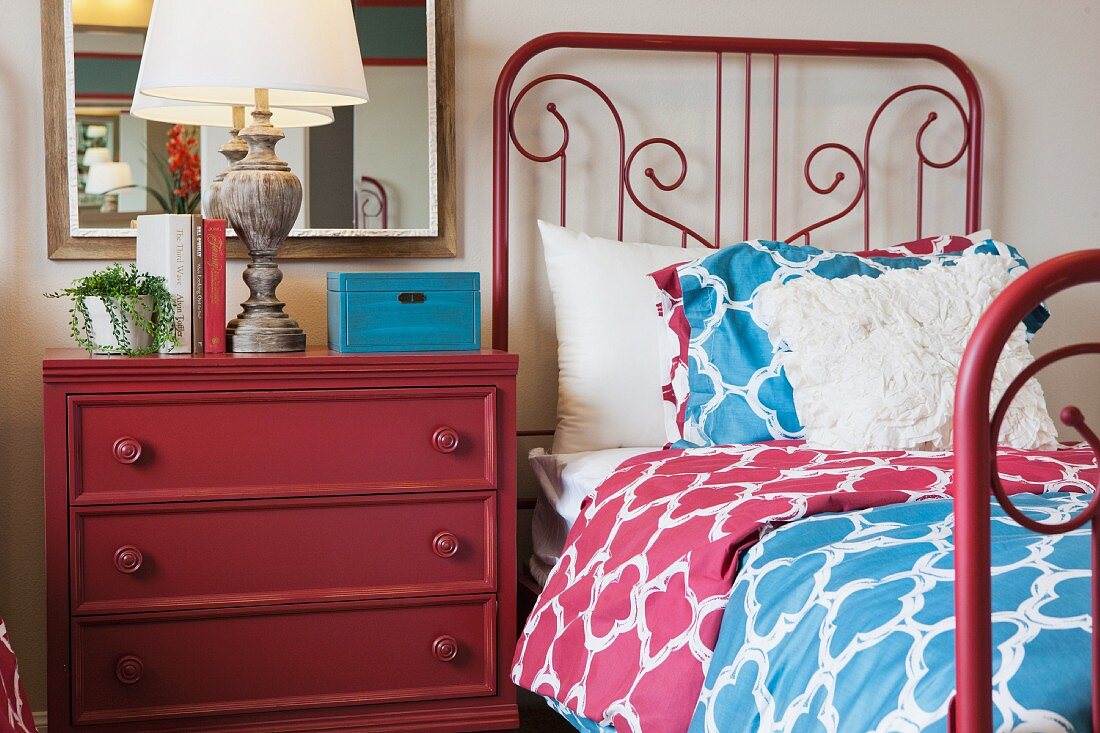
[954,249,1100,732]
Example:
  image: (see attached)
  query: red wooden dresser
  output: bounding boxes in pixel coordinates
[43,348,520,733]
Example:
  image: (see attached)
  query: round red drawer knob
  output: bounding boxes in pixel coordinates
[115,655,144,685]
[432,427,460,454]
[432,635,459,663]
[113,437,143,464]
[433,531,460,558]
[114,546,143,574]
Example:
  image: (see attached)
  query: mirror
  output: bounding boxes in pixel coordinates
[42,0,455,259]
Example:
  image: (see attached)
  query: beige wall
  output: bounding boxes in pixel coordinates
[2,0,1098,712]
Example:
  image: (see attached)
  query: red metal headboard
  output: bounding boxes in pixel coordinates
[491,32,985,351]
[356,176,389,229]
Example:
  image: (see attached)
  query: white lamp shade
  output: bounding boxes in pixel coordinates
[138,0,369,108]
[129,93,335,128]
[82,146,111,166]
[85,162,133,195]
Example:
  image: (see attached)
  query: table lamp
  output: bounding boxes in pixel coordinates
[129,93,334,219]
[85,161,133,212]
[136,0,369,352]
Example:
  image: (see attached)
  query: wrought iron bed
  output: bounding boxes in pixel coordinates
[356,175,389,229]
[491,32,1098,732]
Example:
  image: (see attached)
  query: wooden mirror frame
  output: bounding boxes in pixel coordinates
[41,0,456,260]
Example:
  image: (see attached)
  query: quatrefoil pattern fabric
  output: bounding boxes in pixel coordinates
[690,492,1094,733]
[656,237,1045,448]
[0,616,36,733]
[511,442,1097,733]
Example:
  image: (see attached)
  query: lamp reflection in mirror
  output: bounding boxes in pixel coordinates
[84,124,109,142]
[135,0,369,353]
[85,161,133,212]
[128,94,334,219]
[81,146,110,167]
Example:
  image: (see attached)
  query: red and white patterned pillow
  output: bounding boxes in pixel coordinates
[648,233,987,446]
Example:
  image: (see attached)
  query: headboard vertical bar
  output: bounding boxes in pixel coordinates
[491,39,520,351]
[963,67,984,234]
[965,146,982,233]
[771,54,780,240]
[560,155,567,226]
[864,127,872,249]
[742,53,752,241]
[916,160,925,238]
[714,52,723,247]
[617,148,625,240]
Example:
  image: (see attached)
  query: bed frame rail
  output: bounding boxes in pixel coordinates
[954,248,1100,732]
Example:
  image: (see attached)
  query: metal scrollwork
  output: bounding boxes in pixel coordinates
[863,85,969,246]
[506,57,973,256]
[508,73,626,238]
[784,143,866,245]
[990,343,1100,534]
[624,138,716,248]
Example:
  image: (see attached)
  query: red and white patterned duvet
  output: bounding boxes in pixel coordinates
[511,441,1097,733]
[1,615,35,733]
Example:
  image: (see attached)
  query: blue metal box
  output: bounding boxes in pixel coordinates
[327,272,481,352]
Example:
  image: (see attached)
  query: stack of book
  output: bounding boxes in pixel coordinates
[136,214,228,354]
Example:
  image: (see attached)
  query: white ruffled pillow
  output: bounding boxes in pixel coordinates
[755,255,1059,451]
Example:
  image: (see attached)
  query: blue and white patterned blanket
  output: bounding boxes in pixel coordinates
[549,492,1093,733]
[689,492,1092,733]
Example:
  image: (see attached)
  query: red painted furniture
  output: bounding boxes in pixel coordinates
[43,348,519,733]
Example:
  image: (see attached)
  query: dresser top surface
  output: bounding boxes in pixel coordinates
[43,346,518,382]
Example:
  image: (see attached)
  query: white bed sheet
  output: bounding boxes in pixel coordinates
[527,446,661,586]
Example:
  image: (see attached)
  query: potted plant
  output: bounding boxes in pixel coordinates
[45,264,180,355]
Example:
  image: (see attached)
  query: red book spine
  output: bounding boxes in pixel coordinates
[192,214,204,354]
[203,219,228,354]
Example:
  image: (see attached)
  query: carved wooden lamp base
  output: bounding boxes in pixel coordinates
[221,91,306,353]
[226,254,307,352]
[203,106,248,221]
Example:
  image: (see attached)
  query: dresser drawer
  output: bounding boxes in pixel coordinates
[69,388,495,503]
[72,597,496,725]
[73,492,496,615]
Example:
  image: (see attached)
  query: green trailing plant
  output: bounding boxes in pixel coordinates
[45,264,181,355]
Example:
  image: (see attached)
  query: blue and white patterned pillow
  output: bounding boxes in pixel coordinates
[674,237,1047,448]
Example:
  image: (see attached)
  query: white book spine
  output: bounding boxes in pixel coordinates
[136,214,194,354]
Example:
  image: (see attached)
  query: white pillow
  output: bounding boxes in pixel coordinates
[539,221,707,453]
[754,255,1059,452]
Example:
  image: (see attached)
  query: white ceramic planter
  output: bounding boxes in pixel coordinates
[84,296,154,354]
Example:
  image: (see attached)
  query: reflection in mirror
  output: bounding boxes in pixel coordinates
[70,0,435,235]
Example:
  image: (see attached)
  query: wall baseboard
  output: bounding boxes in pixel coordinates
[33,711,47,732]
